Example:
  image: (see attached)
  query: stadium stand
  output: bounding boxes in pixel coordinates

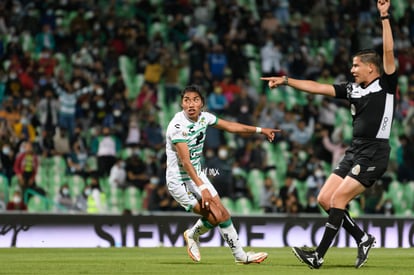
[0,0,412,217]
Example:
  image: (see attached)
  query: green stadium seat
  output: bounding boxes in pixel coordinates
[262,142,276,167]
[49,173,67,190]
[8,176,21,201]
[293,179,308,208]
[348,199,362,217]
[386,180,406,215]
[247,174,264,210]
[67,175,85,197]
[398,75,408,95]
[234,197,254,214]
[22,32,35,53]
[265,169,279,190]
[27,194,49,213]
[221,197,235,214]
[248,60,261,92]
[244,43,258,59]
[393,0,408,20]
[107,186,124,214]
[35,169,50,191]
[247,169,264,186]
[403,181,414,213]
[99,177,110,196]
[178,67,189,87]
[123,187,144,214]
[51,155,67,173]
[86,156,98,172]
[0,174,9,204]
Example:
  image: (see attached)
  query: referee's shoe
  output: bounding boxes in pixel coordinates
[292,247,324,269]
[355,234,376,268]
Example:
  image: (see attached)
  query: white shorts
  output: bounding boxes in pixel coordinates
[167,172,218,212]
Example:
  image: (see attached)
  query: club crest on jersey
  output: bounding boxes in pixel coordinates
[352,164,361,175]
[200,117,206,126]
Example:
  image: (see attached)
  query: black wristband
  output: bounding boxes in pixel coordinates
[381,15,390,20]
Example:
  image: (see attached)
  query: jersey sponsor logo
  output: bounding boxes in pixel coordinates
[352,164,361,175]
[174,124,181,129]
[188,125,195,134]
[376,93,394,139]
[190,150,202,158]
[350,104,356,116]
[381,116,389,131]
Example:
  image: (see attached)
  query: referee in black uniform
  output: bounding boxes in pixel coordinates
[262,0,396,269]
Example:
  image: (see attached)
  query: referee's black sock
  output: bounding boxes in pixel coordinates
[325,208,365,244]
[316,208,345,258]
[342,209,365,244]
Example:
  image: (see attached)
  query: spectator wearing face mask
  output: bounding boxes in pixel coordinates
[66,140,90,179]
[6,190,27,211]
[35,24,55,54]
[5,70,23,99]
[87,176,107,214]
[0,143,15,184]
[260,176,279,213]
[124,151,150,192]
[109,158,127,189]
[12,115,36,143]
[13,141,44,197]
[53,127,71,156]
[90,126,122,177]
[142,115,164,150]
[36,87,59,136]
[125,119,141,148]
[51,77,95,140]
[90,87,109,126]
[305,194,321,214]
[305,164,326,199]
[56,183,74,212]
[75,184,92,212]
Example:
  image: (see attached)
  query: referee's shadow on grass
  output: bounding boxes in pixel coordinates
[292,264,375,270]
[158,261,215,265]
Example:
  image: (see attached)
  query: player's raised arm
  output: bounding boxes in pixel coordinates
[378,0,396,75]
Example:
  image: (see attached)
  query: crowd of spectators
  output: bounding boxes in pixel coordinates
[0,0,413,216]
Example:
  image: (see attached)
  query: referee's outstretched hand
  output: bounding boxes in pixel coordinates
[260,127,281,143]
[260,76,284,89]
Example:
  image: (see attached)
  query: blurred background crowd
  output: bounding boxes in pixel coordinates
[0,0,413,217]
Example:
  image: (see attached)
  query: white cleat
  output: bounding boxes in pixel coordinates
[183,230,201,262]
[235,251,268,264]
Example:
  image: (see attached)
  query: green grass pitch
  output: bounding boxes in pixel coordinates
[0,247,413,275]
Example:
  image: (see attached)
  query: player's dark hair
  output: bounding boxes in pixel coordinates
[180,85,205,105]
[353,49,382,73]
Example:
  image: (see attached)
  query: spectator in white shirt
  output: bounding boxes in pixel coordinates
[109,158,127,189]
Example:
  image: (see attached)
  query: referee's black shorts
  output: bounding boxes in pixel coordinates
[333,138,390,188]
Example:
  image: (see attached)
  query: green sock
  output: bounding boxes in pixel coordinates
[189,218,212,239]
